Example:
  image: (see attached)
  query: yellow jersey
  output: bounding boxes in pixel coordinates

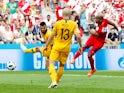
[41,30,53,57]
[51,20,79,52]
[42,30,51,42]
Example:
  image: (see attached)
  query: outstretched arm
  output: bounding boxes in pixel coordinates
[108,20,119,33]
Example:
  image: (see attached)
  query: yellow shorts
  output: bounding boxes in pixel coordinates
[39,45,52,57]
[49,49,69,64]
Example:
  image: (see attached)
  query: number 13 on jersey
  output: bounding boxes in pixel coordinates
[61,29,70,40]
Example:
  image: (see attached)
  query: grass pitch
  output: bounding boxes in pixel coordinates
[0,70,124,93]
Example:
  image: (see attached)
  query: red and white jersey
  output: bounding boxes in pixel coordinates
[33,0,42,6]
[95,19,109,43]
[64,0,69,2]
[55,6,63,20]
[18,0,31,15]
[118,13,124,25]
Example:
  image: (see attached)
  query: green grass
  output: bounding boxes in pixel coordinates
[0,70,124,93]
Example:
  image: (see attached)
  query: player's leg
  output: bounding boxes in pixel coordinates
[70,36,93,64]
[48,49,59,88]
[20,44,41,53]
[56,62,64,83]
[70,46,87,64]
[87,42,104,77]
[48,60,58,88]
[46,57,49,70]
[56,52,68,83]
[87,51,96,77]
[25,47,39,53]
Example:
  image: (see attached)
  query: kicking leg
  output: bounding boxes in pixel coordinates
[70,46,87,64]
[20,44,41,53]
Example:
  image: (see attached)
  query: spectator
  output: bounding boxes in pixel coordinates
[3,25,14,44]
[87,14,96,30]
[0,19,6,33]
[24,15,30,27]
[30,4,37,15]
[20,20,28,34]
[0,30,4,44]
[71,11,77,21]
[71,11,83,43]
[35,9,43,22]
[44,14,54,30]
[33,17,40,34]
[119,23,124,43]
[54,2,63,20]
[12,8,24,21]
[4,8,11,23]
[25,25,37,44]
[106,28,119,44]
[80,4,88,35]
[7,0,18,14]
[13,26,26,44]
[18,0,31,16]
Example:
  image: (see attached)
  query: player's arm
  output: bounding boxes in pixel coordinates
[74,27,82,48]
[89,29,99,36]
[44,23,57,49]
[87,24,99,36]
[44,34,54,48]
[108,20,119,34]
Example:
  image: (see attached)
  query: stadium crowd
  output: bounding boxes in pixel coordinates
[0,0,124,46]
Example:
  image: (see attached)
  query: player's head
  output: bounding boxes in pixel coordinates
[40,22,47,34]
[62,8,71,19]
[121,23,124,29]
[95,14,104,24]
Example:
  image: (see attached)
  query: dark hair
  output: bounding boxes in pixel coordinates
[47,15,50,17]
[111,28,115,30]
[24,16,30,22]
[95,15,104,19]
[121,26,124,28]
[40,22,46,26]
[71,11,76,15]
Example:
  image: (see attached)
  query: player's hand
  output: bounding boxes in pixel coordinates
[36,47,40,52]
[79,47,83,54]
[43,45,47,51]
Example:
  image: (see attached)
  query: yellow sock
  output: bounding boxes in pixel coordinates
[56,66,64,83]
[25,48,37,53]
[49,64,57,83]
[46,58,49,70]
[39,47,43,53]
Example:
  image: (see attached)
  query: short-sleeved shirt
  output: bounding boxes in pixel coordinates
[107,32,118,41]
[95,19,109,43]
[37,30,52,42]
[51,20,79,52]
[7,2,18,14]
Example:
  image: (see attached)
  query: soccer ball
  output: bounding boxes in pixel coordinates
[7,61,16,71]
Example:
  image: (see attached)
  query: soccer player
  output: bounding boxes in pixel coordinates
[43,8,82,88]
[20,22,53,68]
[70,14,119,77]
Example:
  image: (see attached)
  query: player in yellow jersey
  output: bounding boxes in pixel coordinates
[20,22,53,68]
[43,8,82,88]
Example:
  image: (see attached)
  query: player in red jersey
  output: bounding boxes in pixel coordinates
[70,14,119,77]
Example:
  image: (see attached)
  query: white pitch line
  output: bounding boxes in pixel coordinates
[64,74,124,78]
